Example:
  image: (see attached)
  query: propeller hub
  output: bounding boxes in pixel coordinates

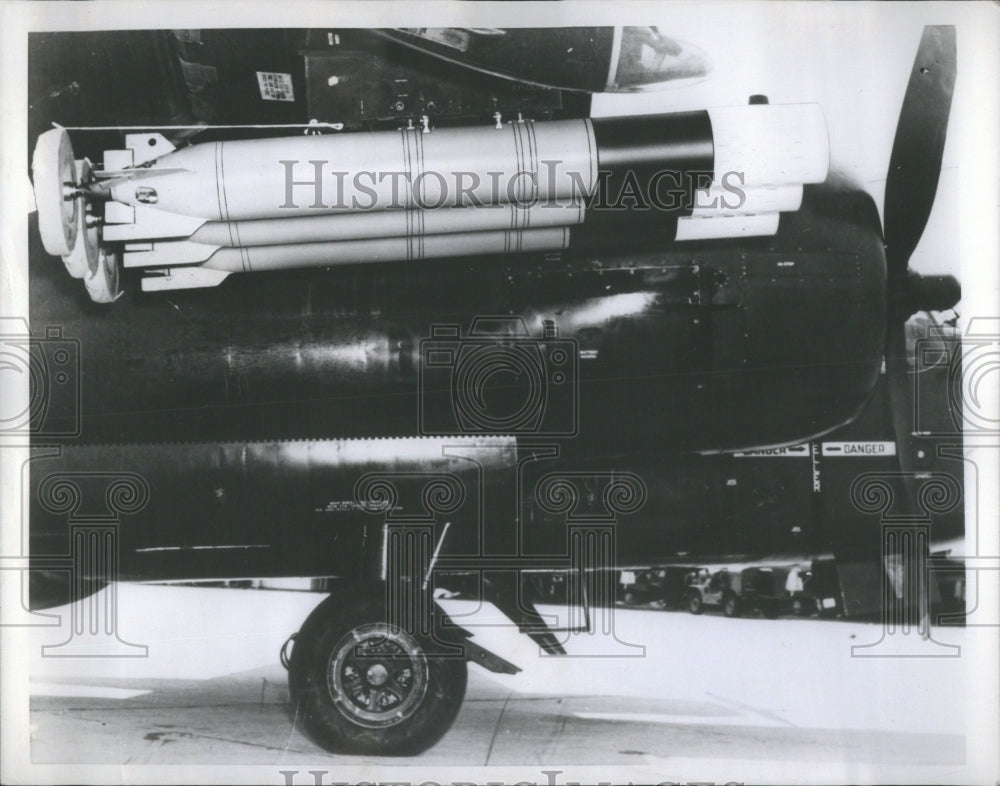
[911,273,961,314]
[889,272,961,320]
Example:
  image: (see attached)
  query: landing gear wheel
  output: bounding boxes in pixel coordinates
[32,128,79,257]
[289,591,467,756]
[84,247,122,303]
[60,160,97,279]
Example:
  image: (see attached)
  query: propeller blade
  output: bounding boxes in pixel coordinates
[883,25,957,280]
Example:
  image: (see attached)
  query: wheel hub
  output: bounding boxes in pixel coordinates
[327,623,429,728]
[366,663,389,686]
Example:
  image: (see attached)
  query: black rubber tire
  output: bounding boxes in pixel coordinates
[722,592,740,618]
[288,589,467,756]
[687,591,704,615]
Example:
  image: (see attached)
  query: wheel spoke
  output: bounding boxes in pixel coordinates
[385,670,407,697]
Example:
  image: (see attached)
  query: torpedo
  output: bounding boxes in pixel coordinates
[33,103,829,302]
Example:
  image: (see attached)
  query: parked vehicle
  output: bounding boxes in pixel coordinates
[620,568,667,606]
[804,557,845,617]
[685,568,742,617]
[621,565,701,607]
[739,565,792,618]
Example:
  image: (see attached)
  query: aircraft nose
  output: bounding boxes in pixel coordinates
[607,27,710,91]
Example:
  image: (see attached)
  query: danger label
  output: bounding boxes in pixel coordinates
[256,72,295,102]
[822,441,896,457]
[734,445,809,458]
